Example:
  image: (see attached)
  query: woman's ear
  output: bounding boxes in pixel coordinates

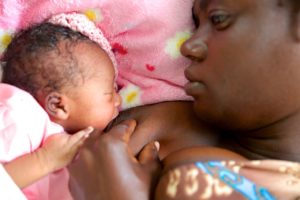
[45,92,70,120]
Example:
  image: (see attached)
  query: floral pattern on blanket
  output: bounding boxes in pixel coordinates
[0,0,194,110]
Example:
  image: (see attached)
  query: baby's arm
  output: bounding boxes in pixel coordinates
[0,164,26,199]
[3,127,93,189]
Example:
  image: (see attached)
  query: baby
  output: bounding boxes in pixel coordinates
[0,13,120,199]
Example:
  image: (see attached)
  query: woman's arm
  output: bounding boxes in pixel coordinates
[69,121,247,200]
[162,147,247,172]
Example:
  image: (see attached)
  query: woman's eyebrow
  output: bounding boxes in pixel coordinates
[200,0,211,11]
[193,0,213,26]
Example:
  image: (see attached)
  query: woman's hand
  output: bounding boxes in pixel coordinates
[68,120,161,200]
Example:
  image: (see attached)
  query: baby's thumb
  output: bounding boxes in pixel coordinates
[69,127,94,147]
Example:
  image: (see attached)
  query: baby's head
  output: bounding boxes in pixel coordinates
[2,20,121,133]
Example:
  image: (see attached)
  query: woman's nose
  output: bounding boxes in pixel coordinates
[180,36,208,62]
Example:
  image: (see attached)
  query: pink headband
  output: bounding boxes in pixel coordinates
[48,13,117,75]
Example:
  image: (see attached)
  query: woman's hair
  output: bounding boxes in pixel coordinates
[290,0,300,11]
[2,23,95,97]
[285,0,300,40]
[289,0,300,26]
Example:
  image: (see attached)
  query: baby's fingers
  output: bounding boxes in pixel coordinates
[68,127,94,148]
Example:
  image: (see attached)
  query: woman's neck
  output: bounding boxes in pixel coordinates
[223,112,300,162]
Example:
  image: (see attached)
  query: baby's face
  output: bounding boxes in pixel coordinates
[66,42,121,132]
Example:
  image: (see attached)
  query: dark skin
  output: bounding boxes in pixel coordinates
[114,101,219,159]
[68,0,300,199]
[182,0,300,162]
[69,120,161,200]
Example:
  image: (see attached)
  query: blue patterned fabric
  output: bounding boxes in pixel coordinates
[195,161,276,200]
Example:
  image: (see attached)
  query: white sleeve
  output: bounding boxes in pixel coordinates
[0,164,27,200]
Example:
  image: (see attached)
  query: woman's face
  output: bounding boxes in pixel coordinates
[181,0,300,130]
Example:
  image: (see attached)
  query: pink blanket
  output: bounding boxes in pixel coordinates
[0,0,194,110]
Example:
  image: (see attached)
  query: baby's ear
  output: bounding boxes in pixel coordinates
[45,92,70,120]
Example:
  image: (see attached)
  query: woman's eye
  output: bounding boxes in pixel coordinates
[209,12,231,30]
[192,13,200,28]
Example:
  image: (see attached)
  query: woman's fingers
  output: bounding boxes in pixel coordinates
[138,141,160,164]
[122,120,137,143]
[105,119,137,143]
[138,141,162,196]
[138,141,161,174]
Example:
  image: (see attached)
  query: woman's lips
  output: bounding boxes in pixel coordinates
[184,81,205,97]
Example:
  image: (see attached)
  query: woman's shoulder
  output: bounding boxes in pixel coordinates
[156,147,300,200]
[162,147,247,171]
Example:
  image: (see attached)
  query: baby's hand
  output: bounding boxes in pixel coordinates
[41,127,94,172]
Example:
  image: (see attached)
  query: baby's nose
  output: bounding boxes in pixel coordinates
[114,92,121,107]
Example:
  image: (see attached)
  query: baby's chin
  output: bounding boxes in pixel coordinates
[103,109,124,132]
[103,118,117,132]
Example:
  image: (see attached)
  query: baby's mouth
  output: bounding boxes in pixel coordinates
[104,110,120,132]
[112,109,119,119]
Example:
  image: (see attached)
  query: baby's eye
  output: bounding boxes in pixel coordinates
[104,92,114,101]
[209,11,231,30]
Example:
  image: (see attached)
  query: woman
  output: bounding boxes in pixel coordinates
[69,0,300,199]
